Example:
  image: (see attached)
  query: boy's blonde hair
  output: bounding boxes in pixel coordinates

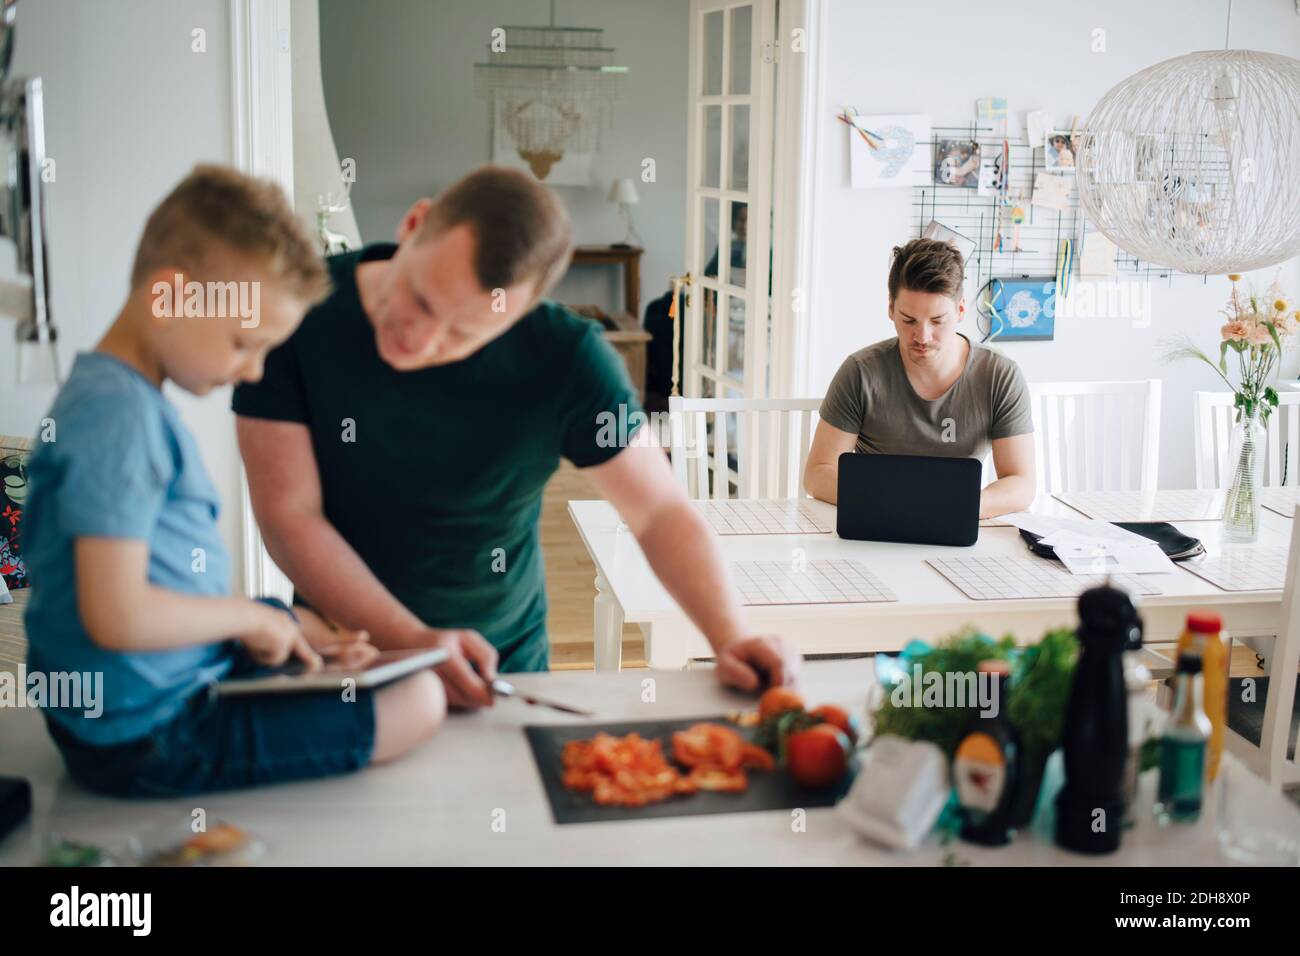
[130,164,329,304]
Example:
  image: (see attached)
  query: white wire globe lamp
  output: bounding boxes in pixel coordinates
[1076,49,1300,275]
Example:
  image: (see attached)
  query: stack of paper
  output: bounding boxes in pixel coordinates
[1001,513,1177,576]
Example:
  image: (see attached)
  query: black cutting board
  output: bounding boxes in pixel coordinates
[525,716,852,825]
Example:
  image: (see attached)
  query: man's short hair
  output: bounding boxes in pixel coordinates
[131,164,329,303]
[418,165,573,300]
[887,237,966,303]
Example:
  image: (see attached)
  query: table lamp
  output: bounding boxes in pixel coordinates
[608,177,642,249]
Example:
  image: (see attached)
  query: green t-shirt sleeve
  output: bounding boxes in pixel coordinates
[819,355,866,436]
[231,336,309,424]
[559,321,642,468]
[989,356,1034,440]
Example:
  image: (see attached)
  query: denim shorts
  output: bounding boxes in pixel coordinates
[46,598,377,798]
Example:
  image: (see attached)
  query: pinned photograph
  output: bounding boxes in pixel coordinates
[1044,132,1078,171]
[934,139,981,188]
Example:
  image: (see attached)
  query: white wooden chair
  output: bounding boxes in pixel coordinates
[1192,390,1300,489]
[1223,514,1300,788]
[1192,390,1300,680]
[668,397,822,499]
[1026,380,1162,495]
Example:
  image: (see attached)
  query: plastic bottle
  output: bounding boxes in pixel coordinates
[1120,626,1152,827]
[1175,611,1228,781]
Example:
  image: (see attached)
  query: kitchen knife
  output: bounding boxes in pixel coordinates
[490,678,594,717]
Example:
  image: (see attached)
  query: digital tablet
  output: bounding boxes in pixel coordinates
[216,647,449,697]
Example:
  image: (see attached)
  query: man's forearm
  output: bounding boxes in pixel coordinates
[804,463,838,504]
[633,500,746,651]
[979,475,1035,519]
[258,511,426,648]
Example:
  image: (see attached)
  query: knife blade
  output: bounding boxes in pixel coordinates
[491,678,594,717]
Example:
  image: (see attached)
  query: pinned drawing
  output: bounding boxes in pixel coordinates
[842,110,932,189]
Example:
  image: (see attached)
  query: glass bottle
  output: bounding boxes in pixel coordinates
[1156,653,1212,825]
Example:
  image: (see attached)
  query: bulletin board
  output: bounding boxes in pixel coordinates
[907,123,1208,293]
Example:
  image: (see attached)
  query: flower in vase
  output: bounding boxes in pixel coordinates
[1222,319,1251,341]
[1248,323,1275,346]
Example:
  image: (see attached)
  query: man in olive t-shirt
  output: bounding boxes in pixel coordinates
[234,166,800,709]
[804,238,1036,518]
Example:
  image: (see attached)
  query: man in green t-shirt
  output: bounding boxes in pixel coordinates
[233,166,799,709]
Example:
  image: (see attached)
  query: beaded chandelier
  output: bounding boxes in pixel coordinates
[474,4,627,180]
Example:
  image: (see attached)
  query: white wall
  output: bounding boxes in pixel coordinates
[1,0,245,587]
[316,0,690,316]
[812,0,1300,487]
[291,0,360,248]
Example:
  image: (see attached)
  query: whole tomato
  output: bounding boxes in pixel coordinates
[809,704,857,745]
[758,686,805,720]
[785,723,850,788]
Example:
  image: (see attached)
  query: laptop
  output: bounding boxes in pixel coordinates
[836,453,982,546]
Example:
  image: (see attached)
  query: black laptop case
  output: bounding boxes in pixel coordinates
[1018,521,1205,561]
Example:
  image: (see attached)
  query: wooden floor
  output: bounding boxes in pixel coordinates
[539,461,644,669]
[0,587,28,671]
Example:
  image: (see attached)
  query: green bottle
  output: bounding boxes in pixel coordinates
[1156,653,1211,824]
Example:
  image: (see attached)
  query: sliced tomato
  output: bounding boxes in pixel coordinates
[689,766,749,792]
[740,743,776,771]
[563,732,692,807]
[672,723,745,770]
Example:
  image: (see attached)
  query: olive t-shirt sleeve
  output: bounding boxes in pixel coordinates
[989,357,1034,440]
[560,321,642,468]
[231,336,310,424]
[819,354,867,436]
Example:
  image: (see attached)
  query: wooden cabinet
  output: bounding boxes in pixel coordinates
[566,245,653,400]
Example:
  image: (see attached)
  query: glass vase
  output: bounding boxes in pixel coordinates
[1222,406,1264,542]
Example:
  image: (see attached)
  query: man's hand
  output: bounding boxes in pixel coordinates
[715,635,802,692]
[239,602,323,672]
[407,627,499,709]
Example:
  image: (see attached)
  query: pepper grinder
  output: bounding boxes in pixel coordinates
[1055,583,1139,854]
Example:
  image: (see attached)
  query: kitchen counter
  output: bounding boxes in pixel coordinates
[1,660,1296,866]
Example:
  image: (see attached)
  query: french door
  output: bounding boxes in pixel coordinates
[683,0,778,490]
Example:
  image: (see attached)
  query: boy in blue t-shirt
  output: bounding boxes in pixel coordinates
[23,165,449,797]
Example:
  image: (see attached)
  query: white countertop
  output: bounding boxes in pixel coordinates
[2,660,1296,866]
